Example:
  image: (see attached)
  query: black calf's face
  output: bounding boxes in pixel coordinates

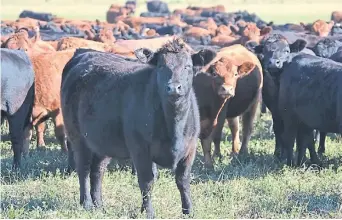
[156,51,193,98]
[261,40,290,73]
[135,39,216,101]
[313,39,341,58]
[246,35,307,74]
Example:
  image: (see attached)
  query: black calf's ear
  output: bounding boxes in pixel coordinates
[134,48,157,64]
[290,39,307,53]
[245,41,263,54]
[192,49,216,67]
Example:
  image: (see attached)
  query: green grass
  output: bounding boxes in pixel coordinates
[1,0,342,24]
[1,113,342,218]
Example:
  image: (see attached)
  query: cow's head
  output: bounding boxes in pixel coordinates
[231,22,272,44]
[135,38,216,101]
[246,34,306,74]
[205,57,255,99]
[311,20,334,37]
[313,38,342,58]
[1,31,36,52]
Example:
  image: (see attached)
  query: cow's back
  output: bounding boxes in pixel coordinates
[1,49,34,114]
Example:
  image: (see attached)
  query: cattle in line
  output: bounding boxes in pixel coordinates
[60,39,216,217]
[1,48,35,169]
[194,44,260,168]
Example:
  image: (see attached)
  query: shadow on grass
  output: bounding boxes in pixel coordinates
[0,145,136,185]
[190,150,282,184]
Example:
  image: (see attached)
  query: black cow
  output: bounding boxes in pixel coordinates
[313,38,342,58]
[19,10,55,22]
[248,34,341,166]
[278,54,342,166]
[60,39,216,218]
[1,48,35,169]
[246,34,320,163]
[147,0,170,14]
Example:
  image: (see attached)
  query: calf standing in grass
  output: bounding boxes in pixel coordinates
[277,54,342,166]
[248,34,339,166]
[61,39,215,218]
[1,49,35,169]
[193,45,259,168]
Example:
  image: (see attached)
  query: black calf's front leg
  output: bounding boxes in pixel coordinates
[131,151,155,218]
[175,142,196,215]
[90,154,111,207]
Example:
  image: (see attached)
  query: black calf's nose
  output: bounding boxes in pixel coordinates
[166,84,182,95]
[269,59,282,68]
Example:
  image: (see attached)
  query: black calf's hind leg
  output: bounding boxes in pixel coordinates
[67,140,75,174]
[297,125,320,166]
[74,140,93,209]
[90,154,111,207]
[8,115,25,170]
[175,141,196,215]
[281,120,298,166]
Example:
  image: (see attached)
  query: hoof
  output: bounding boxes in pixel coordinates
[36,145,46,151]
[204,162,214,171]
[213,151,223,161]
[82,200,94,210]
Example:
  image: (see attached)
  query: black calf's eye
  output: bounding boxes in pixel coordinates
[185,65,192,70]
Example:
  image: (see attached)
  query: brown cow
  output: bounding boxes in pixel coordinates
[228,23,272,46]
[302,20,335,37]
[30,50,76,151]
[57,37,135,58]
[198,18,218,36]
[211,35,237,47]
[1,31,55,54]
[184,26,213,39]
[196,45,263,167]
[114,36,175,51]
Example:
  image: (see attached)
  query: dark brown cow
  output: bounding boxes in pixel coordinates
[195,45,263,167]
[194,45,257,167]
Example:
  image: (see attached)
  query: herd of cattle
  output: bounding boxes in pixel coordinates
[1,0,342,218]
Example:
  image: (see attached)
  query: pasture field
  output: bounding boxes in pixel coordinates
[1,0,342,218]
[1,113,342,218]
